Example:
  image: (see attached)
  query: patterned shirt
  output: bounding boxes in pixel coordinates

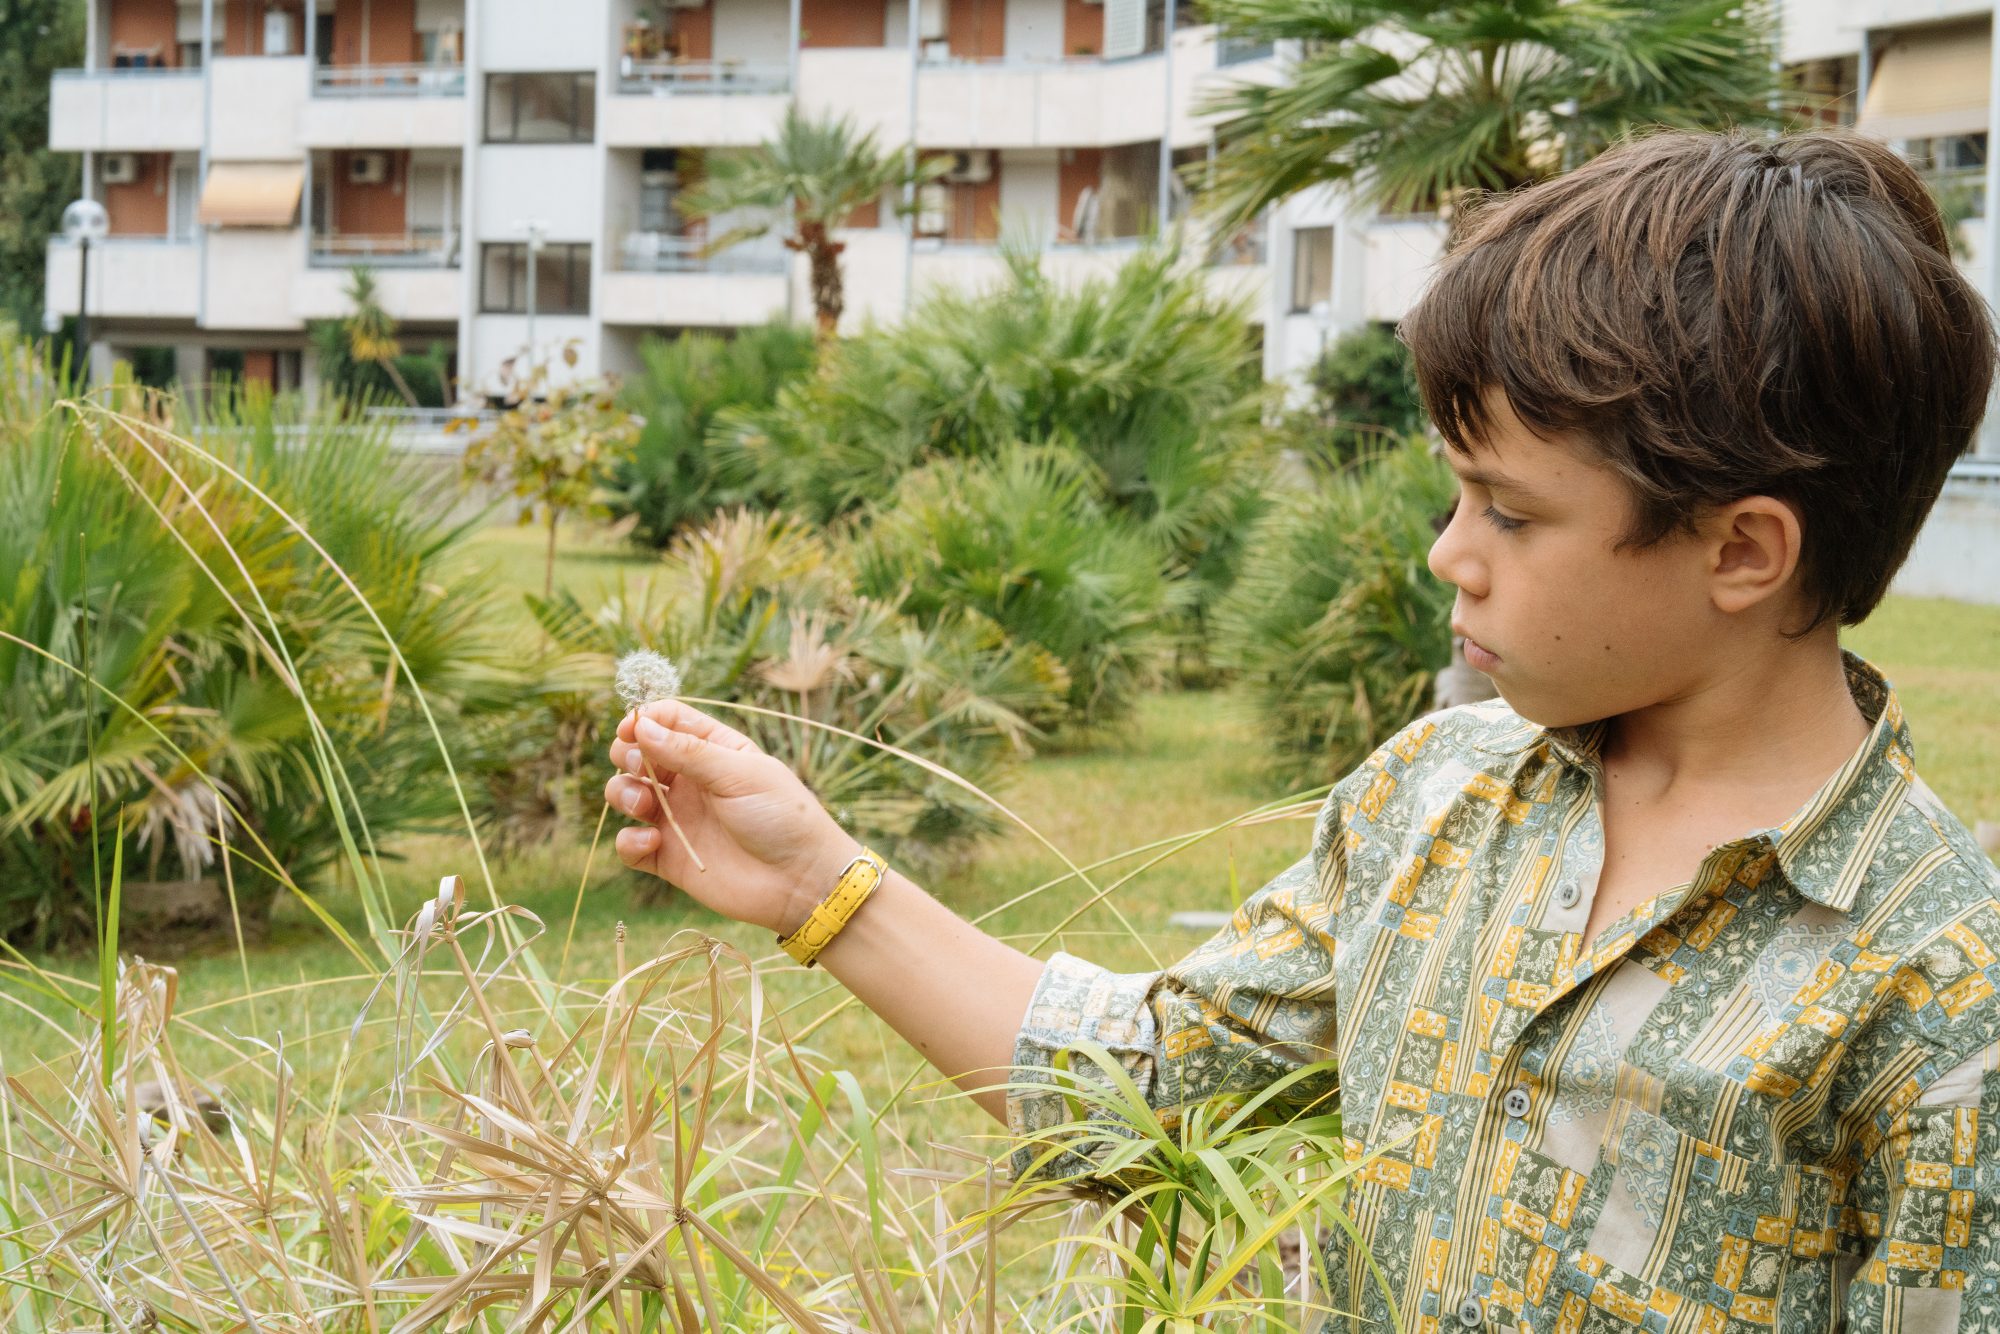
[1007,653,2000,1334]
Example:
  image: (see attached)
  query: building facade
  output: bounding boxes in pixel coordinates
[43,0,1293,394]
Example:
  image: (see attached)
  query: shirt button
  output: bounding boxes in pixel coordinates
[1555,881,1581,909]
[1456,1295,1484,1328]
[1502,1085,1532,1119]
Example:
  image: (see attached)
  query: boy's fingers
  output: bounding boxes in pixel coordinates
[631,714,744,788]
[606,773,659,821]
[634,699,757,752]
[615,825,662,873]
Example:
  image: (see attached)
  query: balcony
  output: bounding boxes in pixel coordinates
[914,53,1168,148]
[49,67,203,152]
[301,63,466,146]
[600,233,789,327]
[310,230,460,269]
[313,62,465,96]
[293,260,462,324]
[604,60,790,148]
[46,235,199,321]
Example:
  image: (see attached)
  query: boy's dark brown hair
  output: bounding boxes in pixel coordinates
[1399,128,1996,632]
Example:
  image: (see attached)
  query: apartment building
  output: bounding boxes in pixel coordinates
[43,0,1292,394]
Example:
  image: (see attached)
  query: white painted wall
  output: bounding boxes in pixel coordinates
[46,239,200,319]
[49,72,203,152]
[601,93,788,147]
[478,0,609,70]
[208,57,310,160]
[205,229,307,328]
[294,266,461,321]
[714,0,791,64]
[299,95,466,149]
[474,145,599,241]
[1892,487,2000,604]
[468,312,597,387]
[598,270,789,326]
[797,48,911,137]
[1777,0,1857,63]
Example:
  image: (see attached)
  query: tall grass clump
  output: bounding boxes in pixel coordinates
[519,507,1070,872]
[1214,440,1457,790]
[0,349,510,946]
[609,324,817,548]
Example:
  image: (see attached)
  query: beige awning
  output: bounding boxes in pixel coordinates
[197,162,303,227]
[1859,18,1992,142]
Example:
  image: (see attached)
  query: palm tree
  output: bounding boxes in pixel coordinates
[1197,0,1784,227]
[679,106,946,339]
[340,266,421,407]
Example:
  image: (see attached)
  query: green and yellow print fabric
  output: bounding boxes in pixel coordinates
[1006,654,2000,1333]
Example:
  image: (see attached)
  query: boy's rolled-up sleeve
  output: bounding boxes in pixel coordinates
[1005,789,1350,1184]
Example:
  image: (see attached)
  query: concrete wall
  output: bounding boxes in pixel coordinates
[47,237,201,318]
[478,0,607,68]
[50,71,204,152]
[205,228,307,327]
[796,47,910,136]
[299,92,466,148]
[713,0,790,63]
[601,92,788,147]
[598,270,789,326]
[294,264,461,320]
[209,56,310,159]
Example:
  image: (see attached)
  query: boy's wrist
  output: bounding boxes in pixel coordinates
[781,833,867,937]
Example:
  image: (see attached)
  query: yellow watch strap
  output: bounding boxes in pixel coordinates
[777,849,885,968]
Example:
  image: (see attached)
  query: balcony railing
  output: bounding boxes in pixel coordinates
[310,231,459,267]
[615,59,789,96]
[614,232,786,274]
[313,63,465,97]
[57,64,203,79]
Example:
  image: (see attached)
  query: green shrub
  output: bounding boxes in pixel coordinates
[849,445,1174,735]
[306,318,453,408]
[608,324,816,546]
[521,508,1068,872]
[715,245,1273,670]
[0,355,509,944]
[1213,439,1456,791]
[1291,323,1425,469]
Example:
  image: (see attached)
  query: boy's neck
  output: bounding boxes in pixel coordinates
[1598,628,1870,807]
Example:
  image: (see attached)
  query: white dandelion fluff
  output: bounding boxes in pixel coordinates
[615,649,683,711]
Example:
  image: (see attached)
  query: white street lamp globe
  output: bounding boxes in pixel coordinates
[61,198,109,243]
[41,309,63,335]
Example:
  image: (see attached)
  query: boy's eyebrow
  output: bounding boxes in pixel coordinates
[1446,460,1550,504]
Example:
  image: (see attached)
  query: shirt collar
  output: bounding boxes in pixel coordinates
[1473,651,1915,912]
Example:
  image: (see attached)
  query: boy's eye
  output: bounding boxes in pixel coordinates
[1482,504,1527,533]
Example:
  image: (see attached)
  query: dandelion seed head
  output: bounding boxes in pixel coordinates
[615,649,683,710]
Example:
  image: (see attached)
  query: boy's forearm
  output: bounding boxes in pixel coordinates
[802,863,1046,1127]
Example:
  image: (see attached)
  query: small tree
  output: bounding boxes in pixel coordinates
[680,106,946,339]
[459,342,643,598]
[339,266,423,407]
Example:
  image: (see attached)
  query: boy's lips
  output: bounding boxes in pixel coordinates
[1454,626,1502,671]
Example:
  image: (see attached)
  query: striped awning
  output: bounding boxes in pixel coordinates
[1859,18,1992,142]
[197,162,303,227]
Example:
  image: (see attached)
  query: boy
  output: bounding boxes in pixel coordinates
[605,129,2000,1331]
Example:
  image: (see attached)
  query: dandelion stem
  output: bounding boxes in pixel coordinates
[640,753,706,874]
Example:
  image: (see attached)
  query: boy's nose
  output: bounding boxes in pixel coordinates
[1427,500,1486,597]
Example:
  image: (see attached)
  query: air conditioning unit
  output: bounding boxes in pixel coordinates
[944,149,994,184]
[348,152,389,185]
[101,152,140,185]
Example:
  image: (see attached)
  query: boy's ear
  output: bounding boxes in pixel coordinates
[1705,496,1805,617]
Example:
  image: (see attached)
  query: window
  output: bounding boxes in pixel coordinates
[638,148,681,234]
[1290,226,1333,312]
[485,72,596,143]
[1909,132,1988,220]
[481,242,592,314]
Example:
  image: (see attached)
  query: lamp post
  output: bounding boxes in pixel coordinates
[61,198,109,382]
[517,218,549,369]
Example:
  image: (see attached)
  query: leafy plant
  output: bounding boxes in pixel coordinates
[1288,323,1426,469]
[608,324,817,547]
[681,106,947,338]
[1214,439,1457,790]
[459,342,643,597]
[717,244,1273,676]
[522,508,1068,872]
[0,350,509,945]
[849,445,1175,735]
[1198,0,1783,226]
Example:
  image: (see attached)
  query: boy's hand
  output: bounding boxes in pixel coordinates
[606,700,862,936]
